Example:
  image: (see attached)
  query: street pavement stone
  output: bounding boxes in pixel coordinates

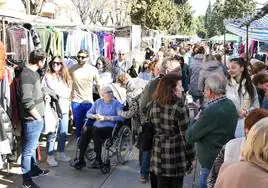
[1,138,199,188]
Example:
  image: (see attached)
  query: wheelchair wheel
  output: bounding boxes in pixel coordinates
[117,125,133,164]
[85,140,96,165]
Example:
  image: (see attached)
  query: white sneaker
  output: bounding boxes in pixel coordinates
[57,152,71,162]
[47,155,58,167]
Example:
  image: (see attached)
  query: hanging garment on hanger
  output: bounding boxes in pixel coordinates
[0,69,10,113]
[54,30,64,57]
[23,23,41,49]
[105,34,113,61]
[92,33,100,64]
[5,66,20,129]
[0,41,6,80]
[38,28,51,51]
[6,25,34,63]
[96,32,106,56]
[0,103,15,157]
[66,30,83,57]
[80,31,93,64]
[63,31,69,56]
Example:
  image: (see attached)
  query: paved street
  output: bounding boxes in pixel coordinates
[0,137,199,188]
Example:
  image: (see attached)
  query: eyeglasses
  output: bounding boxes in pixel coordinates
[52,62,62,66]
[77,55,87,60]
[118,53,125,56]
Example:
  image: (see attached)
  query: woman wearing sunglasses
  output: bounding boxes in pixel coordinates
[43,56,72,167]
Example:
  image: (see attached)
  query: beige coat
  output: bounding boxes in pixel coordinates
[215,161,268,188]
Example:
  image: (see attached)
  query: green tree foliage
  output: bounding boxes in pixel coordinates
[130,0,176,31]
[204,0,255,38]
[208,0,224,37]
[170,2,194,35]
[195,16,207,38]
[130,0,194,34]
[223,0,256,19]
[204,0,212,30]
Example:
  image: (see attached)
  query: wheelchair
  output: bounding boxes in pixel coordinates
[71,119,133,174]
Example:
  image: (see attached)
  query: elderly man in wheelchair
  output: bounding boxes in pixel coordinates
[72,86,124,170]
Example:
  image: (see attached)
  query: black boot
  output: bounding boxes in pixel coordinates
[73,159,86,170]
[21,180,40,188]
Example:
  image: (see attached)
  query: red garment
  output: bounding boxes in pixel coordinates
[239,44,245,55]
[0,42,6,80]
[6,67,20,129]
[104,34,113,61]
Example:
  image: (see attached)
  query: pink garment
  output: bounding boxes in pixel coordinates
[104,34,113,61]
[250,40,255,56]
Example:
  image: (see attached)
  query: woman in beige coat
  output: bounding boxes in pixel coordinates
[215,117,268,188]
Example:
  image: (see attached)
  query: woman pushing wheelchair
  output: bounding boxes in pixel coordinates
[73,86,124,170]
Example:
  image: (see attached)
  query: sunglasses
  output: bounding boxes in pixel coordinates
[77,55,87,59]
[52,62,62,66]
[119,53,125,56]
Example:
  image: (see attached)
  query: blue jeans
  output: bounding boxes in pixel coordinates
[21,119,44,182]
[140,151,150,178]
[199,168,210,188]
[71,102,93,137]
[47,113,69,156]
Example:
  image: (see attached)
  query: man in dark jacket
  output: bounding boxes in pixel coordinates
[186,74,238,188]
[20,50,49,188]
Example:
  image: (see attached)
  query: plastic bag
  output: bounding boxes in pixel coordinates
[43,100,58,134]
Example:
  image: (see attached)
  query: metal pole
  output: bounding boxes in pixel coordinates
[246,25,249,63]
[2,18,6,49]
[224,29,226,65]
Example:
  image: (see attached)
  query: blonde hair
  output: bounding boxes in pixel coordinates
[203,54,216,62]
[242,117,268,165]
[116,73,131,85]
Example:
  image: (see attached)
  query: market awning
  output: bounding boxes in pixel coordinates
[224,15,268,42]
[209,33,239,43]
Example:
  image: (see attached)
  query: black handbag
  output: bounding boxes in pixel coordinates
[141,122,154,151]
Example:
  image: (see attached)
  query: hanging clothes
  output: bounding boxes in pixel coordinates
[0,41,6,80]
[92,33,100,64]
[6,66,20,129]
[96,32,106,56]
[6,25,34,63]
[104,34,113,61]
[0,103,16,160]
[54,29,64,57]
[81,31,93,64]
[66,30,83,57]
[0,69,10,114]
[63,31,69,56]
[23,23,41,49]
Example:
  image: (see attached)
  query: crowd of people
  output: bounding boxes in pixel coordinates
[18,41,268,188]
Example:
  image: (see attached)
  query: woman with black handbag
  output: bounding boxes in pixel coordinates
[148,74,196,188]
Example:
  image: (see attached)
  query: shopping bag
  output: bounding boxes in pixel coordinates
[43,100,58,134]
[0,139,11,154]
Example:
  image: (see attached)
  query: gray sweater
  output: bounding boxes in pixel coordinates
[20,67,45,120]
[189,54,204,97]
